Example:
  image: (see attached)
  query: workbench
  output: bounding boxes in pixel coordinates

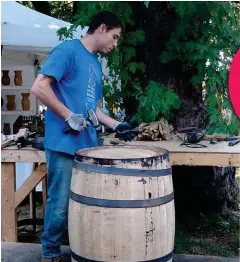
[103,137,240,167]
[1,146,46,242]
[1,137,240,242]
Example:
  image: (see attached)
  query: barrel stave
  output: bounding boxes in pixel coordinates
[69,146,175,262]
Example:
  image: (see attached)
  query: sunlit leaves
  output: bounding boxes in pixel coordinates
[161,1,240,134]
[55,1,240,132]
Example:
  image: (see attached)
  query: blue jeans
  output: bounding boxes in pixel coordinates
[41,149,73,258]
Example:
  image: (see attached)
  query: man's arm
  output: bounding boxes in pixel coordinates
[31,74,71,120]
[96,105,119,129]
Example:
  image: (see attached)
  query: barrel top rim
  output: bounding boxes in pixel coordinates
[74,145,169,162]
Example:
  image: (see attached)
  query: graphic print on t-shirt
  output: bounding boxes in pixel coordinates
[86,64,97,109]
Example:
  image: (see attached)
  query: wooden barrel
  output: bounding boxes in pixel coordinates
[68,145,175,262]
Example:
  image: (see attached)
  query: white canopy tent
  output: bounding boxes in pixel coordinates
[1,1,88,191]
[1,1,88,54]
[1,2,114,191]
[1,1,115,85]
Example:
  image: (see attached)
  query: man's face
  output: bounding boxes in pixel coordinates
[97,25,122,54]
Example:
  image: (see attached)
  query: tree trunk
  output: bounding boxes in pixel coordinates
[211,167,239,217]
[173,166,239,227]
[72,1,78,17]
[31,1,51,16]
[172,99,209,129]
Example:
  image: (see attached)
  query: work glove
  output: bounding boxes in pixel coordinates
[65,112,91,132]
[113,122,135,142]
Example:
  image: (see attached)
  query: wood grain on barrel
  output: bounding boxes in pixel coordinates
[69,146,175,262]
[71,169,173,200]
[78,146,163,159]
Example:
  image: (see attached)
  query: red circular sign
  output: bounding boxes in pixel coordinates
[228,48,240,118]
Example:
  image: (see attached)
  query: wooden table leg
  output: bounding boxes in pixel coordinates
[1,162,17,242]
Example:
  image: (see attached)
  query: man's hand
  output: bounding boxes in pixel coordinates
[113,122,135,142]
[65,112,91,132]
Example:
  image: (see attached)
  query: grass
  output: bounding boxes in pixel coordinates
[18,201,240,258]
[174,214,240,257]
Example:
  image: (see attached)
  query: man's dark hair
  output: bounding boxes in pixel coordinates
[87,11,122,34]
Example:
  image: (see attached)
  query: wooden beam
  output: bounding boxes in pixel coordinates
[1,163,17,242]
[170,152,240,167]
[1,148,45,163]
[102,138,240,167]
[1,139,14,149]
[15,164,46,208]
[2,147,240,166]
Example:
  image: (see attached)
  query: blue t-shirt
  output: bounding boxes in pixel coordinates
[40,39,102,155]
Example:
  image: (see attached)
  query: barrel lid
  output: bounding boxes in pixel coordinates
[74,145,169,165]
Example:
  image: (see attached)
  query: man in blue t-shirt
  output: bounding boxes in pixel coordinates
[31,11,134,262]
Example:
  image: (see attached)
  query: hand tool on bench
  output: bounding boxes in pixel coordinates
[228,139,240,146]
[203,134,240,141]
[63,109,99,134]
[110,139,129,146]
[203,134,240,145]
[1,128,36,149]
[177,127,199,133]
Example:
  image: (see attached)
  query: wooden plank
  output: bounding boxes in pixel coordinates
[1,140,240,167]
[170,152,240,167]
[2,148,240,166]
[103,136,240,153]
[1,139,14,149]
[1,163,17,242]
[15,164,46,208]
[1,148,45,163]
[102,137,240,167]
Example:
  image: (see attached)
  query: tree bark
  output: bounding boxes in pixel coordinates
[31,1,51,16]
[72,1,78,17]
[173,166,239,226]
[172,99,209,129]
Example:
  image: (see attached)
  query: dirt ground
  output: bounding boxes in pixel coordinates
[17,202,45,244]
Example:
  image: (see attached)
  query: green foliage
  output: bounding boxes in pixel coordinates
[19,1,74,22]
[57,25,78,41]
[57,1,180,123]
[160,1,240,135]
[32,1,240,132]
[131,81,181,124]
